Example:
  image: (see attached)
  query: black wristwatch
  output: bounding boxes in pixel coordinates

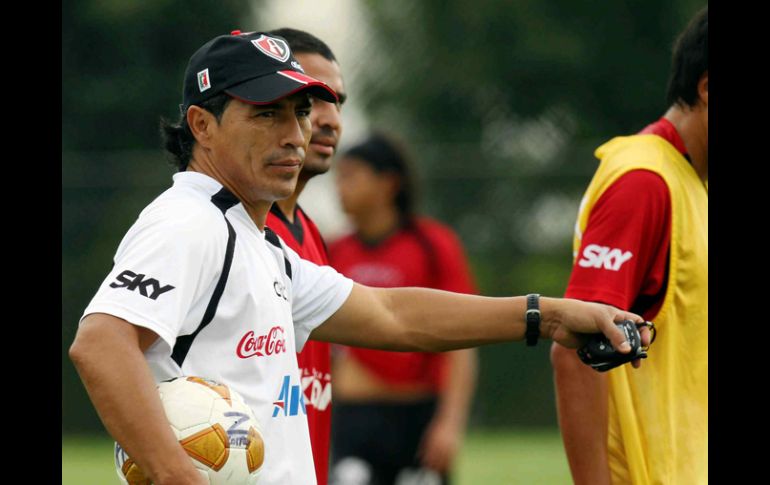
[525,293,541,346]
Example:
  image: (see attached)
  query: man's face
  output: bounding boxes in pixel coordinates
[207,93,312,204]
[294,53,346,177]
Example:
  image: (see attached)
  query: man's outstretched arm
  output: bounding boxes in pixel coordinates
[310,284,645,353]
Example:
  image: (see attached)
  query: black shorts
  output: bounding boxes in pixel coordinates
[330,398,449,485]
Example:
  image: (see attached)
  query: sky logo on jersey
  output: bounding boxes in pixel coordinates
[109,270,175,300]
[237,327,287,359]
[578,244,633,271]
[272,375,306,418]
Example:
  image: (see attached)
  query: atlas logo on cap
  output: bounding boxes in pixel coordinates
[251,34,290,62]
[197,68,211,93]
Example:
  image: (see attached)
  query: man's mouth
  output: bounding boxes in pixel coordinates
[309,136,336,156]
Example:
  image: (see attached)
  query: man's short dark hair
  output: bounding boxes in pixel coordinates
[160,94,232,172]
[666,6,708,108]
[267,28,337,62]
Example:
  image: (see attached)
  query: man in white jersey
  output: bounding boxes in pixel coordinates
[69,30,648,485]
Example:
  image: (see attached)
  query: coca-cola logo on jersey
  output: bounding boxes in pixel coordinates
[237,327,287,358]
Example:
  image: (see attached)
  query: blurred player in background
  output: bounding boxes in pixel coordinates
[329,133,478,485]
[264,28,346,485]
[551,6,708,484]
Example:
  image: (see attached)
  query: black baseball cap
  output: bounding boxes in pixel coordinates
[181,30,338,111]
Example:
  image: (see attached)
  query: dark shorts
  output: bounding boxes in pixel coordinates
[330,399,449,485]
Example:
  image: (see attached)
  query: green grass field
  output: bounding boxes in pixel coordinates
[62,428,571,484]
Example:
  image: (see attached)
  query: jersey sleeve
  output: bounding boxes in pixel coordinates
[283,242,354,351]
[565,170,671,311]
[81,201,228,353]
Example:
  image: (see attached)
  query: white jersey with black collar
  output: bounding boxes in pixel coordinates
[82,171,353,485]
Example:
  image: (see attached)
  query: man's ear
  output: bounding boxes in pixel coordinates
[187,105,217,148]
[698,71,708,107]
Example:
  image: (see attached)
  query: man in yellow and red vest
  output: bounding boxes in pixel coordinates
[551,6,708,485]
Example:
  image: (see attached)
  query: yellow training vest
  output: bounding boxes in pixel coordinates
[573,134,708,485]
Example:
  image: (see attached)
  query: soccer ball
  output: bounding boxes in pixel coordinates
[114,376,265,484]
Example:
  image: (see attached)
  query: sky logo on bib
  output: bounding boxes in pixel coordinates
[251,34,290,62]
[578,244,633,271]
[272,375,306,418]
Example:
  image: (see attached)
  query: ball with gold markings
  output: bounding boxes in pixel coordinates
[114,376,265,484]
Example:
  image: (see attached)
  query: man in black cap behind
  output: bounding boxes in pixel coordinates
[69,30,647,485]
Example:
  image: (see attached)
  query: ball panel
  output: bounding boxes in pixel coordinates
[246,426,265,473]
[121,458,151,485]
[160,380,218,431]
[180,423,230,472]
[186,376,233,406]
